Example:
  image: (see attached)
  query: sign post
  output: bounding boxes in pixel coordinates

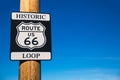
[20,0,40,80]
[10,0,52,80]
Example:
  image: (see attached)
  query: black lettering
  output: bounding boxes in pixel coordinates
[28,33,32,36]
[22,53,25,58]
[42,15,46,19]
[29,26,33,30]
[22,26,25,30]
[23,53,40,58]
[26,26,29,30]
[37,27,40,31]
[36,15,40,19]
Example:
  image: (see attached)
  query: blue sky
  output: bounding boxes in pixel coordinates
[0,0,120,80]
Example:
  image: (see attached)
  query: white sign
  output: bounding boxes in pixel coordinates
[16,22,46,50]
[12,12,50,21]
[11,52,51,60]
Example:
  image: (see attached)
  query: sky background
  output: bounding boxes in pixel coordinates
[0,0,120,80]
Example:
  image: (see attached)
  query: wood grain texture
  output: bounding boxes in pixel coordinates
[20,0,39,12]
[19,61,40,80]
[19,0,40,80]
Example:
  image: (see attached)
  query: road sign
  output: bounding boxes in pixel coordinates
[16,22,46,50]
[10,12,51,60]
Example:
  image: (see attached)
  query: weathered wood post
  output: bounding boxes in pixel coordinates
[19,0,40,80]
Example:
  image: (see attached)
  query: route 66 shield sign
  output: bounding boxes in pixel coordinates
[16,22,46,50]
[10,12,51,60]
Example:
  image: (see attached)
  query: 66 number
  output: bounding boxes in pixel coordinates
[24,37,38,45]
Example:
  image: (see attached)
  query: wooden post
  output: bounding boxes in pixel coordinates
[19,0,40,80]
